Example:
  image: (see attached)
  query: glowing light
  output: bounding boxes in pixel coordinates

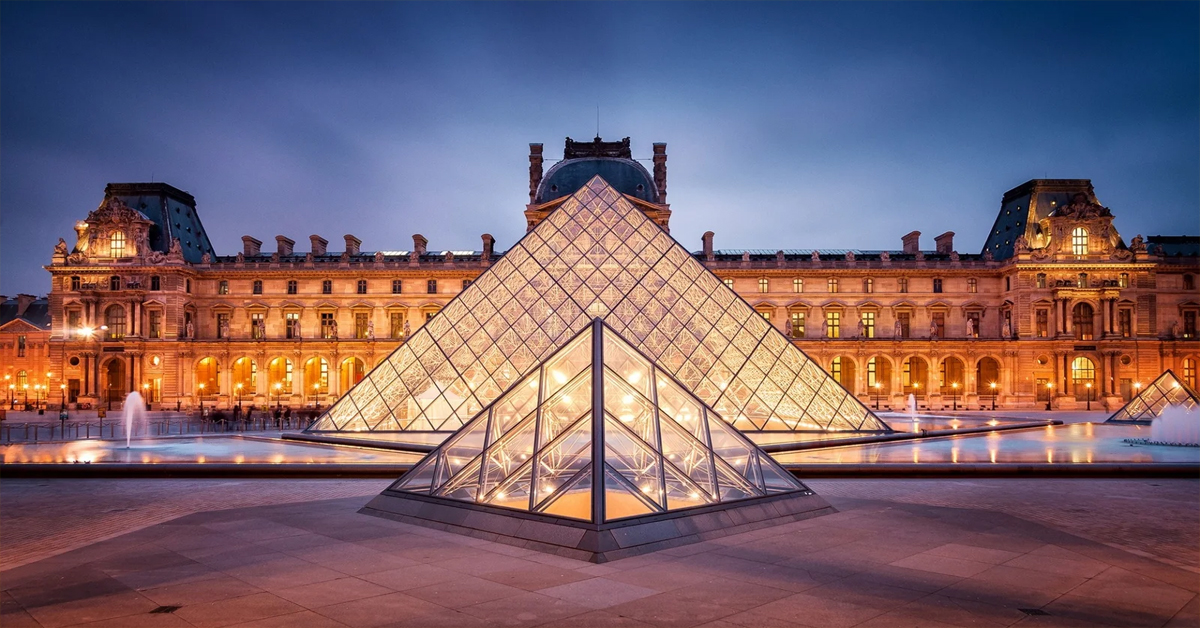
[627,371,640,383]
[623,395,633,404]
[552,371,567,385]
[641,485,652,493]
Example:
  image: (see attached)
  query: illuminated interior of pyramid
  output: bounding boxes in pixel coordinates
[389,320,809,523]
[308,176,888,434]
[1107,370,1200,423]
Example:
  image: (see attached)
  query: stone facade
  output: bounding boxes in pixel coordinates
[30,146,1200,413]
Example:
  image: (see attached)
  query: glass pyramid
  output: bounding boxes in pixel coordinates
[390,320,808,522]
[1107,370,1200,423]
[308,175,888,434]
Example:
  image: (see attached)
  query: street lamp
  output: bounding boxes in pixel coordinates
[1046,382,1054,411]
[1085,382,1092,411]
[273,382,283,409]
[311,383,319,407]
[951,382,959,411]
[989,381,997,411]
[198,382,206,416]
[235,382,244,409]
[142,382,150,410]
[873,383,882,410]
[22,383,29,409]
[4,374,10,409]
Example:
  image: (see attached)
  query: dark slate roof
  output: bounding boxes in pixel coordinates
[0,297,51,330]
[536,158,657,204]
[211,250,506,264]
[982,179,1097,260]
[1147,236,1200,257]
[106,183,215,264]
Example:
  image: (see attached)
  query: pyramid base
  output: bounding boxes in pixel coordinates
[360,489,836,563]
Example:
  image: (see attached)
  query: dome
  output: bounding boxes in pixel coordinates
[536,157,658,204]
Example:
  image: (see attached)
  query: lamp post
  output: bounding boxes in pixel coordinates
[873,383,882,410]
[235,383,244,410]
[273,382,283,409]
[311,383,319,408]
[142,382,150,410]
[1046,382,1054,411]
[4,374,10,409]
[989,381,997,411]
[60,384,67,415]
[33,385,41,411]
[1085,382,1092,411]
[198,383,206,417]
[45,371,53,410]
[23,384,29,409]
[951,382,959,411]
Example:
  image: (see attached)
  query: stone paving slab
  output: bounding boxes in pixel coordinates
[1,482,1197,628]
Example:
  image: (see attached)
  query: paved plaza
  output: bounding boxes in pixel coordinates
[1,478,1195,628]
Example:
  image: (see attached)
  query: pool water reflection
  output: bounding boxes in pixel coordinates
[772,423,1200,465]
[0,435,423,465]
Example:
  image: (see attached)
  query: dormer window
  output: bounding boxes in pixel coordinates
[110,232,126,257]
[1071,227,1088,257]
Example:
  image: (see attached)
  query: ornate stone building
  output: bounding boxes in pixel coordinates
[34,139,1200,412]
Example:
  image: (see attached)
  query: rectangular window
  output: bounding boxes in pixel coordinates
[186,279,191,293]
[968,278,977,293]
[723,278,734,289]
[789,311,805,338]
[967,312,981,338]
[150,276,160,291]
[287,280,298,295]
[322,280,332,294]
[218,280,229,295]
[1185,311,1197,339]
[355,312,369,339]
[17,335,26,357]
[758,278,769,293]
[897,312,910,338]
[1118,309,1132,337]
[110,275,121,291]
[250,312,265,340]
[357,279,367,294]
[253,280,263,295]
[933,278,943,293]
[898,277,908,293]
[826,311,840,338]
[286,312,301,339]
[427,280,437,294]
[758,310,771,321]
[1119,273,1129,288]
[1036,273,1047,289]
[320,312,335,339]
[462,279,472,290]
[71,276,81,291]
[932,312,945,338]
[148,310,162,339]
[390,312,405,339]
[828,278,839,293]
[861,311,875,338]
[67,310,81,339]
[793,278,803,293]
[1036,309,1049,338]
[216,313,230,339]
[110,232,125,257]
[392,280,403,294]
[425,311,436,322]
[863,278,873,293]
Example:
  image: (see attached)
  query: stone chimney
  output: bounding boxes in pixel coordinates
[310,235,328,256]
[481,234,495,264]
[344,234,361,256]
[242,236,262,256]
[902,231,921,254]
[653,143,668,203]
[528,144,544,203]
[275,236,295,256]
[15,294,36,317]
[413,234,428,256]
[702,231,715,262]
[934,232,955,254]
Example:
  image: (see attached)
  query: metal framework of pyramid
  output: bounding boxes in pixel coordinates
[1107,370,1200,424]
[309,175,888,434]
[361,319,834,562]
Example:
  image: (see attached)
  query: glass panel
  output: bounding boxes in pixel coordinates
[393,454,438,493]
[539,371,593,444]
[490,372,540,441]
[712,455,761,502]
[481,414,538,497]
[757,452,802,494]
[484,460,534,511]
[655,373,706,442]
[539,468,593,521]
[604,416,663,508]
[437,457,483,502]
[604,465,658,521]
[663,457,712,510]
[443,418,489,477]
[534,415,592,503]
[603,332,652,397]
[707,411,755,478]
[604,372,657,445]
[659,417,716,501]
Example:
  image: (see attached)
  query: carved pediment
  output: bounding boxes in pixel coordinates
[1052,193,1111,219]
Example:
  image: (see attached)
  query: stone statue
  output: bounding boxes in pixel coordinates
[375,251,385,263]
[949,251,960,263]
[219,318,230,339]
[1130,234,1146,254]
[914,250,925,261]
[403,320,411,341]
[54,238,69,256]
[857,319,865,338]
[1172,319,1181,338]
[741,251,750,262]
[305,252,314,264]
[982,248,994,262]
[329,320,338,340]
[822,317,829,338]
[879,251,890,262]
[255,319,266,339]
[1003,318,1013,340]
[1014,236,1030,254]
[810,251,820,263]
[784,319,793,338]
[185,321,195,339]
[168,238,184,260]
[966,316,976,338]
[930,319,939,339]
[235,252,245,264]
[845,251,855,262]
[367,321,375,340]
[201,252,212,264]
[271,252,281,263]
[894,319,903,338]
[340,251,350,263]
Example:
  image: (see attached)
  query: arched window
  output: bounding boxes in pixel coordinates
[267,358,293,398]
[1071,357,1095,394]
[195,358,218,397]
[1071,227,1088,256]
[232,358,257,395]
[105,304,126,340]
[110,232,126,257]
[1072,303,1095,340]
[16,370,28,388]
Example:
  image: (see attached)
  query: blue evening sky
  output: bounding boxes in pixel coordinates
[2,2,1197,296]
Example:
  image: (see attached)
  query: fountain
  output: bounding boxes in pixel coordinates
[1149,405,1199,446]
[123,391,146,449]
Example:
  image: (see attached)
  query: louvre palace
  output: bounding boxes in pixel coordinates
[13,136,1199,420]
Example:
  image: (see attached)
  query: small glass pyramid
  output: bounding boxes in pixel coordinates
[390,319,807,522]
[1107,370,1200,423]
[308,175,887,434]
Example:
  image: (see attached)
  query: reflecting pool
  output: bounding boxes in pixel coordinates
[0,435,423,465]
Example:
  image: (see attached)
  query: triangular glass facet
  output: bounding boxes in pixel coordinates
[387,322,810,525]
[1107,370,1200,423]
[311,176,887,434]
